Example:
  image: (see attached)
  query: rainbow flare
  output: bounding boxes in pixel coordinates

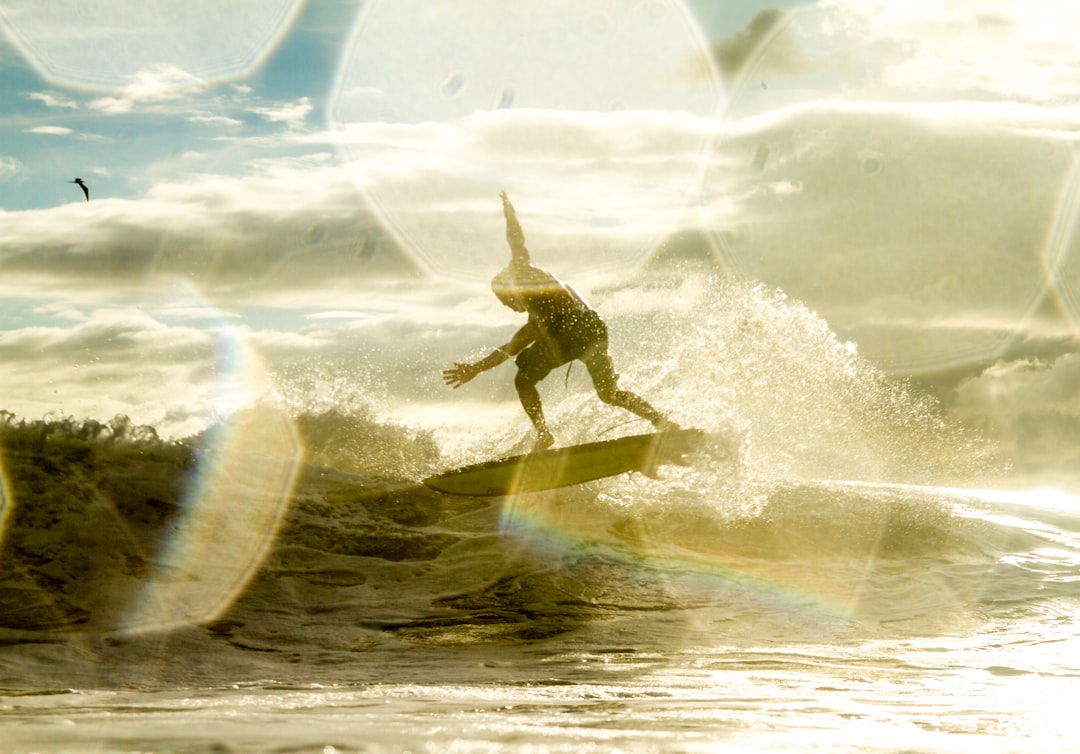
[123,306,303,634]
[496,484,855,623]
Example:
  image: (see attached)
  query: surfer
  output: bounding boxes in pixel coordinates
[443,192,677,452]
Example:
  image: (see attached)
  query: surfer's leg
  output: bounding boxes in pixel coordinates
[583,347,676,430]
[514,343,560,451]
[514,370,554,451]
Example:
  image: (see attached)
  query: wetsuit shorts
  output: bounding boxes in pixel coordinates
[515,314,619,391]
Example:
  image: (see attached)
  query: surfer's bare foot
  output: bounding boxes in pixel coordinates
[532,431,555,453]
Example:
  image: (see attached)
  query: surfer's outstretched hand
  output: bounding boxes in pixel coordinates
[443,362,479,389]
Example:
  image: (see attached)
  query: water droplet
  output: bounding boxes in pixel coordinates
[862,156,882,175]
[495,85,516,109]
[644,0,666,19]
[441,72,465,97]
[356,234,378,263]
[752,143,770,172]
[586,13,611,37]
[1038,139,1059,159]
[303,223,327,246]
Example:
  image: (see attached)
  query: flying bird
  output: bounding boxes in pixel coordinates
[69,178,89,201]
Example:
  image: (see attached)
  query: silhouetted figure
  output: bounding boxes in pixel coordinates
[443,192,676,451]
[69,178,89,201]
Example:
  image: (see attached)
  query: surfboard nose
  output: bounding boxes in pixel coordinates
[650,429,705,467]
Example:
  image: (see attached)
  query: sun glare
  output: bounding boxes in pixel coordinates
[329,0,723,283]
[0,0,304,91]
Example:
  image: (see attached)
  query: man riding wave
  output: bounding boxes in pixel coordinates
[443,192,677,451]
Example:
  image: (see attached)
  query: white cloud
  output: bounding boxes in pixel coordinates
[0,303,290,437]
[0,162,422,311]
[27,90,78,109]
[89,64,206,114]
[0,155,23,178]
[249,96,313,130]
[155,306,241,322]
[49,308,86,322]
[0,286,481,437]
[306,310,376,321]
[4,97,1075,348]
[24,125,107,142]
[26,125,73,135]
[188,114,243,128]
[820,0,1080,102]
[719,2,1080,117]
[706,99,1080,372]
[326,107,721,282]
[956,355,1080,418]
[32,303,86,322]
[952,353,1080,474]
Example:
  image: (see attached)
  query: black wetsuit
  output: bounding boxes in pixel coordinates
[509,266,621,394]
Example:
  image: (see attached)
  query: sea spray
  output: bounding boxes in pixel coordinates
[562,274,1001,486]
[474,273,1010,632]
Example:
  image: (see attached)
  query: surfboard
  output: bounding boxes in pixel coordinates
[423,428,706,497]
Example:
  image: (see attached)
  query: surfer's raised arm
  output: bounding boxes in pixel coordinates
[501,191,530,266]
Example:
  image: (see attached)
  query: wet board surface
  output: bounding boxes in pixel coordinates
[423,428,706,497]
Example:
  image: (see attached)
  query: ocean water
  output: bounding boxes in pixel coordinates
[2,281,1079,753]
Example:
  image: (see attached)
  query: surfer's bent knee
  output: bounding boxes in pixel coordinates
[514,370,537,391]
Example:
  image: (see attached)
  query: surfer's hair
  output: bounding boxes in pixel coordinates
[490,266,520,297]
[491,264,560,304]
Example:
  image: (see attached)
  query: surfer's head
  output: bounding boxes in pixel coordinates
[491,264,560,312]
[491,266,528,311]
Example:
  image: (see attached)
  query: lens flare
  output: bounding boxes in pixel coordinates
[330,0,723,283]
[120,303,303,633]
[710,7,1067,374]
[0,283,303,636]
[0,448,12,554]
[498,488,849,620]
[126,406,301,633]
[0,1,303,91]
[497,477,1011,630]
[1044,142,1080,334]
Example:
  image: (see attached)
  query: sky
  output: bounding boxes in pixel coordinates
[2,0,1080,488]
